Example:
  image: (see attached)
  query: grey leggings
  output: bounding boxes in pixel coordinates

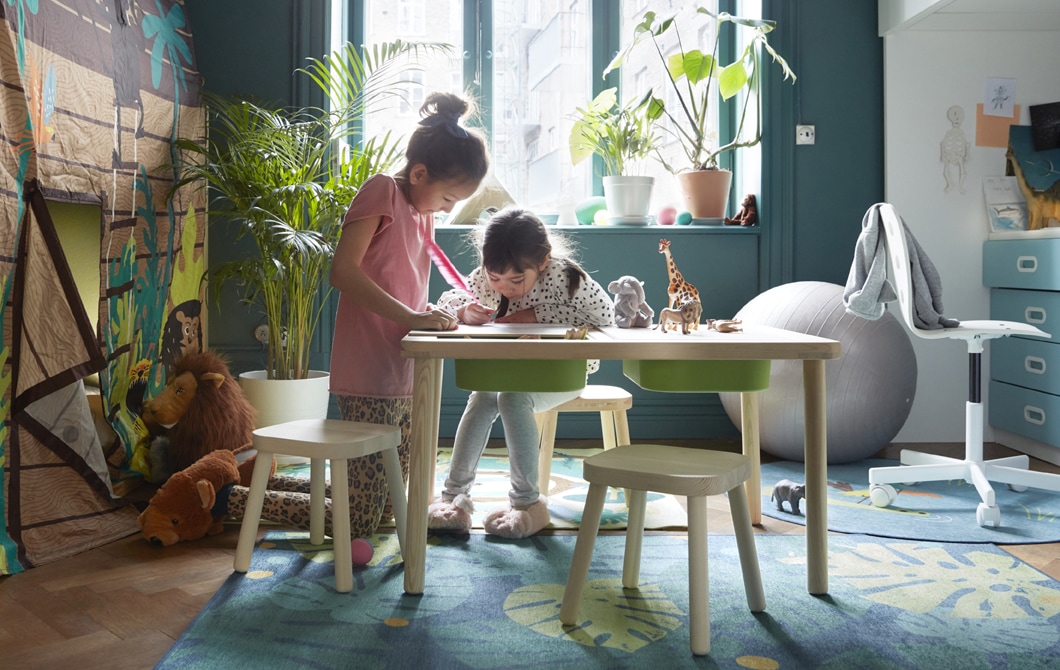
[442,389,583,508]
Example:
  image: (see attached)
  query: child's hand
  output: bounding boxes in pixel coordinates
[410,308,458,331]
[495,307,537,324]
[459,302,495,325]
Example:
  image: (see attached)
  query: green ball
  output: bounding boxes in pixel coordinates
[676,210,693,226]
[575,196,607,226]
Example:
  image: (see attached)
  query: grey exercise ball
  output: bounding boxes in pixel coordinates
[720,281,917,464]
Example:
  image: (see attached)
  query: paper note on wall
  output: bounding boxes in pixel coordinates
[976,104,1020,148]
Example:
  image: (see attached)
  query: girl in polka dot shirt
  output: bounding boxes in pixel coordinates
[432,207,615,538]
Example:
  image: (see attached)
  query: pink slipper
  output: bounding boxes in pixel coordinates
[483,498,550,538]
[427,494,474,534]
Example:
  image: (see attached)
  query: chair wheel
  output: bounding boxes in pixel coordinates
[869,484,897,508]
[976,503,1001,528]
[1008,483,1028,492]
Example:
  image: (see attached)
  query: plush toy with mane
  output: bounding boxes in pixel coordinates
[142,350,257,484]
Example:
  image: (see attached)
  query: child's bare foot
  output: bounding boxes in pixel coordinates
[483,498,550,538]
[427,494,473,534]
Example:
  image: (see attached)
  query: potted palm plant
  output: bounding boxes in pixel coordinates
[569,87,659,224]
[605,8,796,219]
[172,40,445,427]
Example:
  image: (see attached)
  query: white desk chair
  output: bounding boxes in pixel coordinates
[234,419,407,593]
[866,203,1059,527]
[534,384,632,495]
[559,444,765,656]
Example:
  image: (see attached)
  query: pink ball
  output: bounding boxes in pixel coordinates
[657,206,677,226]
[351,538,374,565]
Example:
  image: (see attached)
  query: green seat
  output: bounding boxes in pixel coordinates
[622,359,770,393]
[454,359,587,392]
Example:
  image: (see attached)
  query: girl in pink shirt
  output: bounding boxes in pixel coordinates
[328,92,489,538]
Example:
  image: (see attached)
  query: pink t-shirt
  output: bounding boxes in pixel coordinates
[329,174,432,398]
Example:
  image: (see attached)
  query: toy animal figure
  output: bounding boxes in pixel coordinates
[724,194,758,226]
[142,350,257,484]
[655,299,702,335]
[1006,143,1060,230]
[608,275,654,328]
[658,239,700,325]
[137,450,241,546]
[771,479,806,515]
[707,318,743,333]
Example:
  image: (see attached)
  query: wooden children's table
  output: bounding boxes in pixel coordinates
[401,324,841,596]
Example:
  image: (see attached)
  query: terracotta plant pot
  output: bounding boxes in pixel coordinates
[677,169,733,219]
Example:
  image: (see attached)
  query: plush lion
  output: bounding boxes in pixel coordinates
[142,350,257,484]
[138,450,242,546]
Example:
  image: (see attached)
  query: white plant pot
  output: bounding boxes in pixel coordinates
[603,175,654,223]
[239,370,331,464]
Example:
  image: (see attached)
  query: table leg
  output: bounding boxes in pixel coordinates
[740,392,761,525]
[803,359,828,595]
[405,357,442,595]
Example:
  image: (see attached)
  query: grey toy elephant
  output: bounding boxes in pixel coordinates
[771,479,806,515]
[608,275,654,328]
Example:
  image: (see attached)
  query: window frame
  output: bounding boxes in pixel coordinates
[339,0,775,224]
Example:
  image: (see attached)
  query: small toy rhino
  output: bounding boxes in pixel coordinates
[771,479,806,515]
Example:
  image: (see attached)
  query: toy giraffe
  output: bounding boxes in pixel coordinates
[658,239,700,330]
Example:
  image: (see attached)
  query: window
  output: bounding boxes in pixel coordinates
[346,0,760,220]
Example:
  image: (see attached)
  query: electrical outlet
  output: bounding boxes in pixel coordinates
[796,125,815,145]
[254,325,269,343]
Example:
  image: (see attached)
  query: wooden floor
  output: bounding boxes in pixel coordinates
[2,440,1059,669]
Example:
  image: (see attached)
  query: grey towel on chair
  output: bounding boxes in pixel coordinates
[843,203,959,330]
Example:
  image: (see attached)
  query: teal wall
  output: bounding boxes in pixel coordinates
[183,0,884,438]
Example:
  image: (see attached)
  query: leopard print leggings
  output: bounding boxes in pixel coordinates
[227,395,411,538]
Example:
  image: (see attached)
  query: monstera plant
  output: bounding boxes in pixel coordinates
[605,8,796,218]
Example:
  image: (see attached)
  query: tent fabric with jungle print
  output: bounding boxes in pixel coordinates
[0,0,205,574]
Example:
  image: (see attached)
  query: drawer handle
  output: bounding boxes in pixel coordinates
[1024,356,1047,374]
[1024,406,1046,426]
[1025,307,1047,325]
[1017,255,1038,273]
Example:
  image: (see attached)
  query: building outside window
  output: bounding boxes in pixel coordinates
[347,0,758,222]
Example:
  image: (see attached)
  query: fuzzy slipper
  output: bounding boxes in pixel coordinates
[427,494,474,534]
[483,498,550,539]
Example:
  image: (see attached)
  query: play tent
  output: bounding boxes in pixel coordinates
[0,0,205,574]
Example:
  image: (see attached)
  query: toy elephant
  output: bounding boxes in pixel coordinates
[608,275,654,328]
[771,479,806,515]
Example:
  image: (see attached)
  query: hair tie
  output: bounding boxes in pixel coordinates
[419,111,469,139]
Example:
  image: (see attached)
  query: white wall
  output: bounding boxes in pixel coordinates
[884,29,1060,441]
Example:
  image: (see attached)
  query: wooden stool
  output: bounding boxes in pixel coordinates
[559,444,765,656]
[535,384,632,494]
[233,418,407,593]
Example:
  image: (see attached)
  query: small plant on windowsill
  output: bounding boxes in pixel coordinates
[569,87,659,222]
[569,87,659,178]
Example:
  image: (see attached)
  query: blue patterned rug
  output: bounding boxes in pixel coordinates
[279,448,688,531]
[158,531,1060,669]
[760,458,1060,544]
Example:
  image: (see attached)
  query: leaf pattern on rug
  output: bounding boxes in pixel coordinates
[504,579,683,653]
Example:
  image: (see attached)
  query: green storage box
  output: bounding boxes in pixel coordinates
[454,359,587,392]
[623,359,771,393]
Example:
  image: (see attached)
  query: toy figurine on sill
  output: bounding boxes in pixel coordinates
[724,193,758,226]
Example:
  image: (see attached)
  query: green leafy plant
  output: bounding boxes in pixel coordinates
[171,40,448,380]
[569,87,659,177]
[605,8,796,173]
